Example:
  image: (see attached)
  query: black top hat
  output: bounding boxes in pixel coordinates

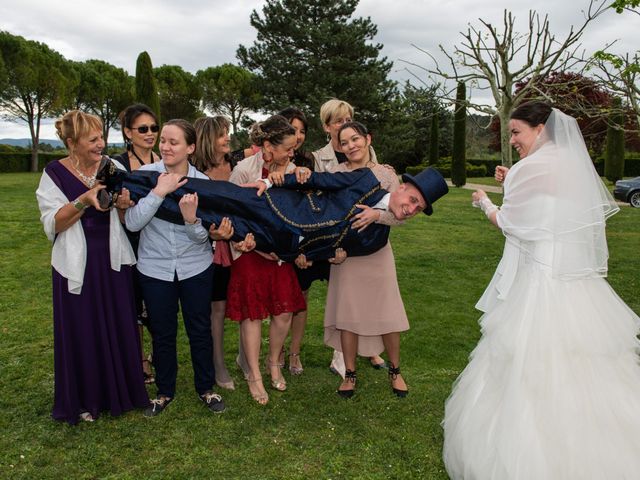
[401,167,449,216]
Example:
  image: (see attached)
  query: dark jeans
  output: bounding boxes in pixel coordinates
[139,265,214,398]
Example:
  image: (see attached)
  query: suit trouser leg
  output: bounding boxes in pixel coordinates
[178,265,215,396]
[139,272,180,398]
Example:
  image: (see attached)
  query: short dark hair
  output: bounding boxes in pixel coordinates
[278,107,308,132]
[118,103,159,146]
[510,101,552,127]
[338,121,369,142]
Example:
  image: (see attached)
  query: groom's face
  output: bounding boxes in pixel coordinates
[389,183,426,220]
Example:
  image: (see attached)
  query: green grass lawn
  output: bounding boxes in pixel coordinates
[1,174,638,479]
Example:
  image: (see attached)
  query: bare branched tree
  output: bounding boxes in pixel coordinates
[403,1,608,166]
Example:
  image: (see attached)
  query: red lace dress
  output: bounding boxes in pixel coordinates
[225,165,306,321]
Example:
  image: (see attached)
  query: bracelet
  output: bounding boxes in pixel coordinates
[72,198,87,211]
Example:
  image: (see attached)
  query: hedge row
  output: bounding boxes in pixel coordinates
[406,162,487,178]
[405,157,640,179]
[0,152,64,173]
[594,157,640,177]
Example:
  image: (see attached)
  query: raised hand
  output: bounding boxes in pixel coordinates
[179,192,199,224]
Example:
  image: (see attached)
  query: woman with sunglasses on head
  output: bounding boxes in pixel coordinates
[125,119,224,417]
[312,99,386,374]
[192,115,237,391]
[113,104,161,385]
[226,115,307,405]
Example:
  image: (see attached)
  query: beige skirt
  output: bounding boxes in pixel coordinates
[323,242,409,357]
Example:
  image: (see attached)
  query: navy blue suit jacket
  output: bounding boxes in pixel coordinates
[117,168,391,262]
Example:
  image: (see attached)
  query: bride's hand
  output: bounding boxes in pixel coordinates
[471,189,488,207]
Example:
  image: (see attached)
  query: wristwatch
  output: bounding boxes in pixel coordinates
[73,198,87,211]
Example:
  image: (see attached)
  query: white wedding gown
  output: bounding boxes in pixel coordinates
[443,115,640,479]
[443,243,640,479]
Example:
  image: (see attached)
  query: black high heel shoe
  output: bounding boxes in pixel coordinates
[388,364,408,398]
[337,369,356,399]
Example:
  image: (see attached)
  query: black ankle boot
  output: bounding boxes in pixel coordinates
[337,369,356,399]
[388,364,408,398]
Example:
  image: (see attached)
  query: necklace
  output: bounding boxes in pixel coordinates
[72,158,98,188]
[131,147,154,167]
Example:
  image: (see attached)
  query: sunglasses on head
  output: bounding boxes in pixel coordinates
[131,124,159,134]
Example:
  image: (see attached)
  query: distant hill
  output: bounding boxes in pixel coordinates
[0,138,65,148]
[0,138,124,148]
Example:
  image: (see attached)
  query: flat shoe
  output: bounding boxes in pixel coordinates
[216,377,235,390]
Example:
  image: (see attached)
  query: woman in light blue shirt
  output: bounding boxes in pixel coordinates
[125,119,223,417]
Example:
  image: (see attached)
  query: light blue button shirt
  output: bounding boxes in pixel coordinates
[125,160,212,281]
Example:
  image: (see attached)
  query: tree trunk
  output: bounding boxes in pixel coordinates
[28,116,40,172]
[499,106,513,167]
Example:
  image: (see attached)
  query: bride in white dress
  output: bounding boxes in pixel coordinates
[443,101,640,479]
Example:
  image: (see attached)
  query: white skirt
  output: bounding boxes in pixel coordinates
[443,261,640,479]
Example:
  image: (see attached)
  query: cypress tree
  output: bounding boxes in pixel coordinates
[135,51,161,124]
[451,81,467,186]
[428,112,439,165]
[604,97,625,183]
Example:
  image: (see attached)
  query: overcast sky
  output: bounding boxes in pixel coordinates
[0,0,637,140]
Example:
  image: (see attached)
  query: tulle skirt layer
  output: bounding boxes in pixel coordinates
[443,262,640,480]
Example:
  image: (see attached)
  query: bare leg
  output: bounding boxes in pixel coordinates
[236,329,250,379]
[338,330,358,392]
[289,290,308,374]
[382,332,407,391]
[240,319,268,404]
[211,300,233,389]
[268,312,292,390]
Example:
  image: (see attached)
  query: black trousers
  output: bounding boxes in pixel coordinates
[139,265,214,398]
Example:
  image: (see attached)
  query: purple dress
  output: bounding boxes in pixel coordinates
[45,160,149,424]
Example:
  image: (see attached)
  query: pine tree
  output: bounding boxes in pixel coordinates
[604,97,625,182]
[237,0,394,137]
[451,81,467,186]
[135,51,161,124]
[428,113,439,166]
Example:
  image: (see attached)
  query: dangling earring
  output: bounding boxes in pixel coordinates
[125,136,133,151]
[326,133,331,143]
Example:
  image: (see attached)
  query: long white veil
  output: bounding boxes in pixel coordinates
[498,108,619,280]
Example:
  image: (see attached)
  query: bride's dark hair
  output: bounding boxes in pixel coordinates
[510,101,552,127]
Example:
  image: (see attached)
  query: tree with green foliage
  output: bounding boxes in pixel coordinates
[196,64,260,133]
[155,65,202,123]
[605,97,626,182]
[237,0,394,133]
[74,59,134,145]
[0,31,78,171]
[428,112,439,166]
[135,51,161,124]
[451,82,467,187]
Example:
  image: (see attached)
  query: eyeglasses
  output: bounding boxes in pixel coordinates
[131,124,159,134]
[331,117,352,126]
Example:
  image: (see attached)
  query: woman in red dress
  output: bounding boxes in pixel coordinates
[226,115,307,405]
